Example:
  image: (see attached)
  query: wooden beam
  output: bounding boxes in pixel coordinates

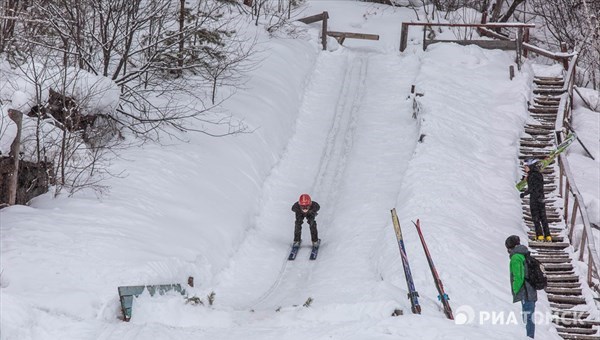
[424,39,516,50]
[327,31,379,41]
[400,22,409,52]
[322,12,328,50]
[402,22,535,28]
[298,12,327,25]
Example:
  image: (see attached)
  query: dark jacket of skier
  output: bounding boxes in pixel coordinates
[292,201,320,219]
[509,244,538,303]
[522,166,545,203]
[520,162,550,239]
[291,198,320,244]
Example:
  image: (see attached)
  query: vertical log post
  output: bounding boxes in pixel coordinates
[588,253,593,287]
[515,28,523,70]
[400,23,409,52]
[523,28,529,58]
[564,180,570,224]
[569,199,579,240]
[560,42,569,70]
[7,109,23,206]
[321,11,328,51]
[557,133,564,198]
[579,229,587,261]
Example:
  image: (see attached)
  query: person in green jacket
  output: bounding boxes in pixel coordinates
[505,235,537,338]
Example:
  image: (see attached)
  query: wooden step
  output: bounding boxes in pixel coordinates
[524,212,562,220]
[525,123,555,130]
[553,311,590,319]
[551,302,578,309]
[534,94,562,101]
[534,88,566,95]
[533,251,569,257]
[530,113,558,120]
[558,334,600,340]
[526,232,564,240]
[525,127,555,136]
[553,318,600,327]
[548,294,587,305]
[533,246,569,253]
[546,287,583,295]
[529,224,564,231]
[545,264,574,271]
[534,256,570,263]
[531,103,559,109]
[521,197,558,204]
[547,282,581,288]
[534,79,564,86]
[520,141,554,148]
[556,327,599,335]
[525,216,564,224]
[533,99,561,106]
[534,76,564,80]
[528,242,569,250]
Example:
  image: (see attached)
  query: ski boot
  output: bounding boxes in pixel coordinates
[536,235,544,242]
[545,235,553,242]
[293,240,301,247]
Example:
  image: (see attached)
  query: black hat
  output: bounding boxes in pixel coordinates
[505,235,520,249]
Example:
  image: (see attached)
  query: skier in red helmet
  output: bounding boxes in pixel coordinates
[291,194,320,247]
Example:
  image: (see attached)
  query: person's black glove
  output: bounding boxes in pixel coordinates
[520,192,526,198]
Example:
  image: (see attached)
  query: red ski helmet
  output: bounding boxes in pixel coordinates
[299,194,311,207]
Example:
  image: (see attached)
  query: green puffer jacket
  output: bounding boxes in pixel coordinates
[509,245,537,303]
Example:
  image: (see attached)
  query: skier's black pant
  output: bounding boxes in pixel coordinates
[294,216,318,243]
[530,201,550,237]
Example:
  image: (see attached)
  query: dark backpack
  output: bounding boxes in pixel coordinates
[524,255,547,290]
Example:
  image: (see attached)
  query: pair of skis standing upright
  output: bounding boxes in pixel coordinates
[387,133,578,319]
[391,208,454,320]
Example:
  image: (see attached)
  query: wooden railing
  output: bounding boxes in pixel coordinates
[399,22,535,52]
[553,54,600,295]
[298,12,379,50]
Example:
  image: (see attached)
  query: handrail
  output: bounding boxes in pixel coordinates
[399,22,535,52]
[554,53,600,295]
[558,153,600,292]
[555,54,579,133]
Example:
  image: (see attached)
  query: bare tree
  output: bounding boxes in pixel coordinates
[528,0,600,89]
[1,0,257,196]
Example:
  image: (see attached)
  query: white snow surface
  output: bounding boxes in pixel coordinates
[1,1,598,340]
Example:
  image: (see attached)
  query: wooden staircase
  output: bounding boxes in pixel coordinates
[520,76,600,340]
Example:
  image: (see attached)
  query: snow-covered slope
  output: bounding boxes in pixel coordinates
[3,1,596,339]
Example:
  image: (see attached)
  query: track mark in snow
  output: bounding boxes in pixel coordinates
[313,53,368,204]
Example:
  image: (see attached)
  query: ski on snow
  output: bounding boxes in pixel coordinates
[390,208,421,314]
[309,239,321,260]
[412,219,453,320]
[288,241,301,260]
[516,132,577,191]
[288,239,321,260]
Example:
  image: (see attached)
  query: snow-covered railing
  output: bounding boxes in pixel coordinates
[558,154,600,294]
[554,54,600,296]
[398,22,535,52]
